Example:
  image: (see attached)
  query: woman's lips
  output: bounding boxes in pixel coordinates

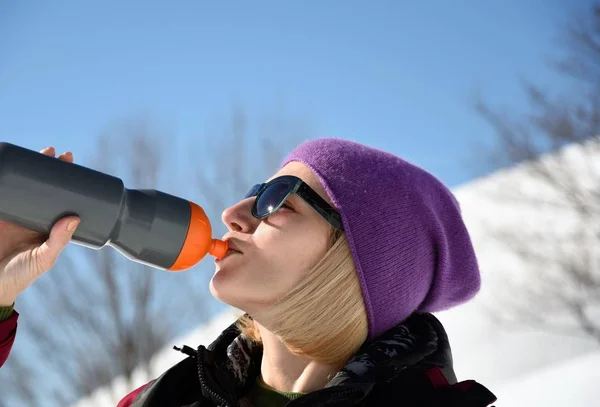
[215,247,242,262]
[227,242,242,253]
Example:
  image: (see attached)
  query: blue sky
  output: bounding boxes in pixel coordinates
[0,0,585,191]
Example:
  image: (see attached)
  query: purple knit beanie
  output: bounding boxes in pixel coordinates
[282,138,481,340]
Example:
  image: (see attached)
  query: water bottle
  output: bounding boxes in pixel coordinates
[0,142,228,271]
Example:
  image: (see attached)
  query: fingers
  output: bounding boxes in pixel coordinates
[39,146,74,163]
[58,151,74,163]
[40,146,55,157]
[35,217,80,271]
[29,146,77,272]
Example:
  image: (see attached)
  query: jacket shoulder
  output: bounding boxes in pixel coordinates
[366,367,497,407]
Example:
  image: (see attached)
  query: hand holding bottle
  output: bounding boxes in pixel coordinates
[0,147,79,306]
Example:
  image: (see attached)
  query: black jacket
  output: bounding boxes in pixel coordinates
[130,313,496,406]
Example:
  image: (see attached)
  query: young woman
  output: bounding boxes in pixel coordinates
[0,139,497,406]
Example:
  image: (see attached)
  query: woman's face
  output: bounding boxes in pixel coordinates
[210,161,332,314]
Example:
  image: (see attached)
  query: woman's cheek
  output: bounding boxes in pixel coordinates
[260,211,295,230]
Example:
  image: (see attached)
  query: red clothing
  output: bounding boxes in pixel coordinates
[0,310,18,368]
[0,311,147,406]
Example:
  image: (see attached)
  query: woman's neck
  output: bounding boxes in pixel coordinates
[256,322,339,394]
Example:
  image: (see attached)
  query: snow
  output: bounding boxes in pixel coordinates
[433,138,600,406]
[69,307,243,407]
[435,304,599,406]
[71,139,600,407]
[493,351,600,406]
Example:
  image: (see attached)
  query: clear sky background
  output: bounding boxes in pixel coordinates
[1,0,589,190]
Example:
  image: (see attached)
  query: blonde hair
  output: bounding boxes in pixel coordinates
[236,229,369,369]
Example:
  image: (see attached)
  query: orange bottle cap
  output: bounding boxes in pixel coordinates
[209,239,228,259]
[169,202,226,271]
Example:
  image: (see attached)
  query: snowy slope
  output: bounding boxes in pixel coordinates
[493,351,600,406]
[71,139,600,406]
[435,138,600,405]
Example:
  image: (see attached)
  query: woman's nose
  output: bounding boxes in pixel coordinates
[221,198,259,232]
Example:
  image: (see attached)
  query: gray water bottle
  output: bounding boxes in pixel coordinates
[0,142,228,271]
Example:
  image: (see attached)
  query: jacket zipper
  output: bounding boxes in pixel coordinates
[195,346,232,407]
[178,344,363,406]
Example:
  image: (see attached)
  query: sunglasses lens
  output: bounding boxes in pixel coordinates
[255,180,291,217]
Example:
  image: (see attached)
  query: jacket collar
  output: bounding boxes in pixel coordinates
[194,312,457,406]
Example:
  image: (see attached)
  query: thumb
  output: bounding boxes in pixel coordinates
[36,217,80,271]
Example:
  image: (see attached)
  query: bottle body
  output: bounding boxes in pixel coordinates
[111,189,193,269]
[0,142,225,270]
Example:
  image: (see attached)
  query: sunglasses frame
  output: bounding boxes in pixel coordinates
[245,175,344,231]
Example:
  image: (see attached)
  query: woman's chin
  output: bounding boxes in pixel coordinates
[209,273,227,298]
[209,273,242,308]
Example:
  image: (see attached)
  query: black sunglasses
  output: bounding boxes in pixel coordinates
[245,175,344,231]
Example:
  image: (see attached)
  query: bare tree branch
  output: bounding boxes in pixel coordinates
[473,3,600,346]
[0,107,312,406]
[0,119,210,406]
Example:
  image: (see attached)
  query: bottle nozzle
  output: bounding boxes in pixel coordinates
[209,239,228,259]
[168,202,228,271]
